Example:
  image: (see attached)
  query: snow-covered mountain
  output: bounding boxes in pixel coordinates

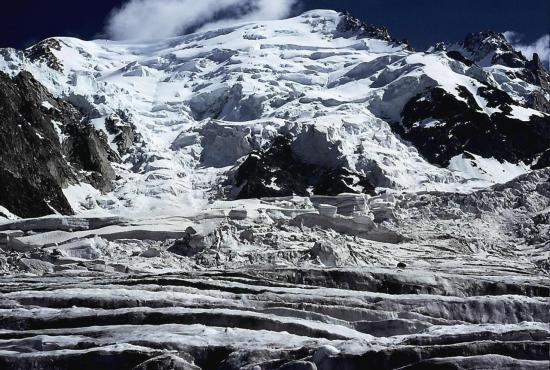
[1,10,549,370]
[1,10,549,218]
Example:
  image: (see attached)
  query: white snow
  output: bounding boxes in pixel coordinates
[0,206,19,220]
[448,153,529,184]
[0,10,546,217]
[508,105,544,121]
[41,101,54,110]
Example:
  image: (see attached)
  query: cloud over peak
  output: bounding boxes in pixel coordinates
[504,31,550,68]
[105,0,298,41]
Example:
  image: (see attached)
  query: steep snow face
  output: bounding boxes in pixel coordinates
[0,10,548,216]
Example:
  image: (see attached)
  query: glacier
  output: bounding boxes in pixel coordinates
[0,9,549,370]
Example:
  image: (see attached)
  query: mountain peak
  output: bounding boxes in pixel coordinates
[462,30,526,67]
[335,11,407,46]
[0,11,549,218]
[24,38,64,72]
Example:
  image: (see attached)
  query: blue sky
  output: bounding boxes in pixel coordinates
[2,0,548,54]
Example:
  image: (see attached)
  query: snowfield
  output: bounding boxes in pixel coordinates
[1,10,547,217]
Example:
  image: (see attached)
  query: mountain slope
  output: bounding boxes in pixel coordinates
[1,10,549,217]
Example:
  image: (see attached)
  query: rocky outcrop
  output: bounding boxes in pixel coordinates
[462,31,525,67]
[0,71,117,217]
[0,71,75,217]
[63,120,119,192]
[525,53,550,91]
[233,136,375,199]
[105,112,139,155]
[400,86,550,166]
[23,38,63,72]
[445,50,474,66]
[336,11,409,47]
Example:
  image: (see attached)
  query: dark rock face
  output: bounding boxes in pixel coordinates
[63,122,119,192]
[105,112,139,155]
[461,31,550,102]
[0,168,71,218]
[0,71,117,217]
[527,91,550,114]
[314,168,375,196]
[524,54,550,109]
[400,86,550,166]
[533,149,550,170]
[412,31,550,169]
[0,71,75,217]
[233,136,375,199]
[446,51,474,66]
[23,38,63,72]
[462,31,525,67]
[336,12,409,47]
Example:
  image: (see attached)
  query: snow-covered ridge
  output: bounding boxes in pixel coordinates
[0,10,549,217]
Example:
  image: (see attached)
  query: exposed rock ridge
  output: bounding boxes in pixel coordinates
[0,71,117,217]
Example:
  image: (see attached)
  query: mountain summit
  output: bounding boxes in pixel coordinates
[0,10,549,217]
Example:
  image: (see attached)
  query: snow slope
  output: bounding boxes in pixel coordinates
[0,10,548,217]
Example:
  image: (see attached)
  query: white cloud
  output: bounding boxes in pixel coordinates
[106,0,298,41]
[504,31,550,68]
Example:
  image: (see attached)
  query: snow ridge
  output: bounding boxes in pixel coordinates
[0,10,549,217]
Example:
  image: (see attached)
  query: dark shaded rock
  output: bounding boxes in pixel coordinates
[493,51,527,68]
[477,85,514,111]
[233,136,375,199]
[105,112,138,155]
[336,12,410,49]
[525,53,550,92]
[533,149,550,170]
[0,71,118,217]
[314,168,375,196]
[23,38,63,72]
[462,31,525,68]
[527,91,550,114]
[0,167,72,218]
[0,71,75,217]
[446,51,474,66]
[63,120,119,192]
[233,136,313,198]
[399,86,550,166]
[460,32,550,93]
